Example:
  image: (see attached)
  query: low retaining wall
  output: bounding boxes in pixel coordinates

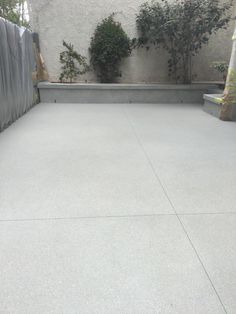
[38,82,218,104]
[203,94,223,118]
[203,94,236,120]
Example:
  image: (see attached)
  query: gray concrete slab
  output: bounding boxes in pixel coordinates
[0,216,225,314]
[1,101,236,313]
[125,103,236,214]
[0,103,173,220]
[180,214,236,314]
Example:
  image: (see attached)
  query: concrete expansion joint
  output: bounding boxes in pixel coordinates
[122,104,228,314]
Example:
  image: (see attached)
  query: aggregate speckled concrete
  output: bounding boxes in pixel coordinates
[0,102,236,313]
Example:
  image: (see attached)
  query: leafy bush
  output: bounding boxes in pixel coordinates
[0,0,29,27]
[211,61,228,83]
[59,41,89,83]
[89,14,132,83]
[136,0,233,83]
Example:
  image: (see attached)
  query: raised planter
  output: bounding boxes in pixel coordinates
[203,94,223,118]
[203,94,236,121]
[38,82,218,104]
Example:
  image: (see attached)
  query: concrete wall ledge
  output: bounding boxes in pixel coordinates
[38,82,218,104]
[203,94,236,121]
[203,94,223,119]
[203,94,223,118]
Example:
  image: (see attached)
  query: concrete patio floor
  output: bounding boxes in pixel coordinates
[0,102,236,313]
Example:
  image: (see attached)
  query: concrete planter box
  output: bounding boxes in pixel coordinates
[38,82,218,104]
[203,94,223,118]
[203,94,236,121]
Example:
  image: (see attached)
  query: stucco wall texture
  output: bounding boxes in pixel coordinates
[28,0,236,83]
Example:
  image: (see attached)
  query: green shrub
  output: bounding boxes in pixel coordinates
[211,61,229,83]
[89,14,132,83]
[0,0,29,27]
[59,41,89,83]
[136,0,233,83]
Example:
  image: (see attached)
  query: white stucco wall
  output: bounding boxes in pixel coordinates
[28,0,236,83]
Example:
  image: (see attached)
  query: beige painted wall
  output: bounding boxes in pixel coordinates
[28,0,236,83]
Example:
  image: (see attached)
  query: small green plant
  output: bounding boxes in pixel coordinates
[59,41,89,83]
[136,0,233,83]
[211,61,229,83]
[89,14,132,83]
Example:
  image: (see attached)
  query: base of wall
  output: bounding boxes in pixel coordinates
[38,82,218,104]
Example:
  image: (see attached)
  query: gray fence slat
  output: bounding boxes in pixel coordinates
[0,18,36,131]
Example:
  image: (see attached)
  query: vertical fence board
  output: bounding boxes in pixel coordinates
[0,18,37,131]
